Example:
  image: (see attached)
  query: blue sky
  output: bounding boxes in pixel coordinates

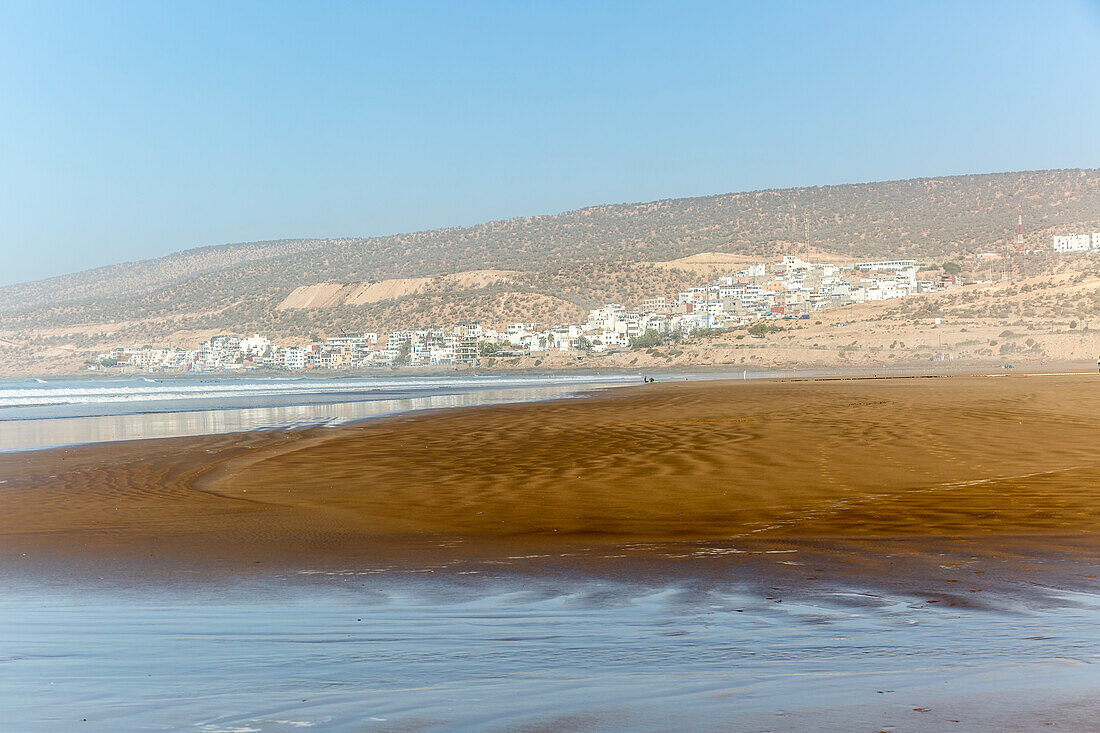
[1,1,1099,285]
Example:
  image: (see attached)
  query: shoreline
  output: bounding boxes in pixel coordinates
[4,355,1095,382]
[1,361,1094,456]
[0,372,651,453]
[4,370,1100,606]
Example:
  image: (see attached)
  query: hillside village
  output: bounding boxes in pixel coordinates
[87,247,1082,373]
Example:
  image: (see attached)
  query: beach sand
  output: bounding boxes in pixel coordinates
[4,373,1100,600]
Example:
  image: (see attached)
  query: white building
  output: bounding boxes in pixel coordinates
[854,260,918,271]
[326,332,377,349]
[281,346,307,370]
[128,347,174,369]
[586,306,625,331]
[239,334,271,356]
[507,323,537,334]
[453,322,482,338]
[782,256,811,272]
[1052,234,1093,252]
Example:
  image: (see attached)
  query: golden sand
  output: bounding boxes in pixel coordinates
[3,374,1100,575]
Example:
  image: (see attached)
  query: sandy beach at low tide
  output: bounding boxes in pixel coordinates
[3,372,1100,600]
[8,371,1100,730]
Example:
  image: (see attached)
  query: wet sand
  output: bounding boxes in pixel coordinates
[8,372,1100,731]
[3,373,1100,600]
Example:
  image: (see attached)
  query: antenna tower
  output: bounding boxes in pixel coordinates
[1016,204,1024,253]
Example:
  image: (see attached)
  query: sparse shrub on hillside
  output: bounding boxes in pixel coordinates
[748,321,770,337]
[689,328,727,340]
[629,329,662,349]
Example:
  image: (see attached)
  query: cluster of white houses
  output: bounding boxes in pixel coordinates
[92,256,956,372]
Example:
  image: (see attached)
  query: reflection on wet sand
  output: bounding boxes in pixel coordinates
[6,577,1100,732]
[0,383,612,452]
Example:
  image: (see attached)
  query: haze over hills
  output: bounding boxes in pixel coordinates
[2,168,1100,374]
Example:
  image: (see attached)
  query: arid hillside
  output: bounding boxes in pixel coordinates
[1,168,1099,374]
[0,238,333,314]
[461,258,1100,375]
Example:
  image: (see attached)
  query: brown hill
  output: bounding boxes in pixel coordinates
[1,168,1099,373]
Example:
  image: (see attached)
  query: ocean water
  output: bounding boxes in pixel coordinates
[0,375,648,417]
[0,374,642,452]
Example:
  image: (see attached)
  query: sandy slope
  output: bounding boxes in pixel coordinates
[277,270,517,309]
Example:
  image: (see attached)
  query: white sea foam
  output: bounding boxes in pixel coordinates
[0,375,635,408]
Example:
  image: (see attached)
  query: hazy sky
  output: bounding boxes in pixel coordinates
[1,1,1099,286]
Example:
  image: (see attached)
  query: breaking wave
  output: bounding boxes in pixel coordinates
[0,375,635,409]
